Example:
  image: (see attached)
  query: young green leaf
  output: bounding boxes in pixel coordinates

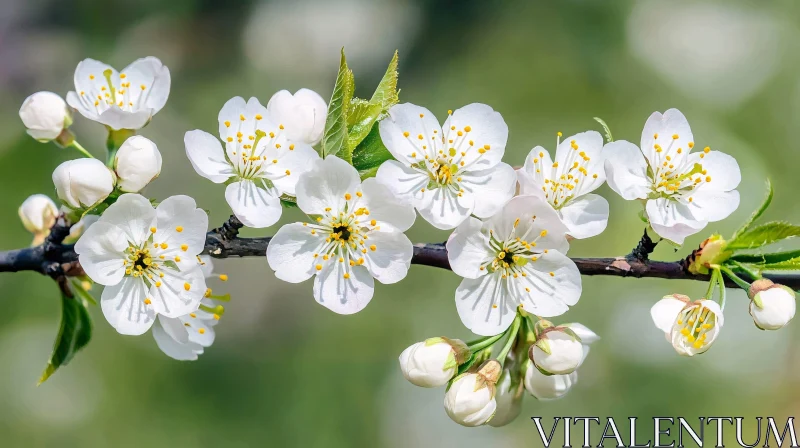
[346,51,400,150]
[593,117,614,143]
[731,179,773,241]
[726,221,800,251]
[351,123,395,179]
[730,249,800,266]
[321,49,355,162]
[756,257,800,271]
[39,291,93,385]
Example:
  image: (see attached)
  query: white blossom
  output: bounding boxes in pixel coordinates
[66,57,170,130]
[523,359,577,400]
[604,109,741,244]
[376,103,516,230]
[185,96,319,228]
[19,91,71,141]
[487,366,524,427]
[266,89,327,146]
[446,195,581,336]
[748,279,796,330]
[114,136,162,192]
[399,337,466,387]
[267,156,415,314]
[530,328,584,375]
[18,194,59,245]
[651,294,724,356]
[517,131,609,239]
[444,360,500,427]
[74,194,208,335]
[52,158,116,209]
[153,256,224,360]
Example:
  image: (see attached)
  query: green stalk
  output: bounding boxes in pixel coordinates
[714,264,751,291]
[70,141,94,159]
[497,314,522,365]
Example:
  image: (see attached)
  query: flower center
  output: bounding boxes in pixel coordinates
[529,134,599,210]
[647,134,713,202]
[332,224,352,241]
[675,305,717,349]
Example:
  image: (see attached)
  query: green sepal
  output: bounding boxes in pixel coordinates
[534,337,551,355]
[39,288,93,385]
[752,292,764,310]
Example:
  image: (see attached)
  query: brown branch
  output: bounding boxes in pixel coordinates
[2,216,799,290]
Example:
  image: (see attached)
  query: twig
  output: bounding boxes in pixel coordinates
[1,221,799,290]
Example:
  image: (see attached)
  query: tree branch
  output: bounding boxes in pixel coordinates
[2,216,799,290]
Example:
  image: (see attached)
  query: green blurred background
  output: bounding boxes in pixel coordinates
[1,0,800,446]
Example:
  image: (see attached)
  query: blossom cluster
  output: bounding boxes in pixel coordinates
[16,52,797,417]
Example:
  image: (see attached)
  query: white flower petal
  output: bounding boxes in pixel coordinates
[153,316,201,361]
[218,97,271,144]
[183,314,216,346]
[646,198,706,244]
[604,140,651,200]
[155,195,208,256]
[296,156,362,215]
[563,323,600,345]
[74,221,128,286]
[267,222,325,283]
[518,250,581,315]
[518,147,554,197]
[122,57,170,115]
[686,189,740,223]
[362,230,413,284]
[374,159,429,206]
[96,194,157,245]
[688,150,742,191]
[442,103,508,170]
[260,140,319,196]
[554,131,606,195]
[225,180,282,228]
[484,195,570,253]
[460,162,516,218]
[558,194,609,239]
[359,178,416,232]
[455,274,517,336]
[266,88,327,145]
[379,103,442,164]
[313,263,374,315]
[417,186,473,230]
[697,299,724,328]
[641,109,693,167]
[446,217,493,279]
[97,108,153,131]
[148,266,205,318]
[184,130,234,183]
[650,296,687,333]
[101,276,155,335]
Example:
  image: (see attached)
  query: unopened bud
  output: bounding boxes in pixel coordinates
[399,337,469,388]
[19,91,72,142]
[749,280,796,330]
[52,158,116,209]
[529,328,584,375]
[114,136,163,192]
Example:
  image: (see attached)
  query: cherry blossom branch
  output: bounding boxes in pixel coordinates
[2,215,799,290]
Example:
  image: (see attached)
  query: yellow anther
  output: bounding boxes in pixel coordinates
[150,227,157,233]
[180,244,188,252]
[175,256,181,262]
[672,134,679,139]
[343,273,350,279]
[316,264,322,271]
[213,314,220,320]
[155,282,162,288]
[184,283,191,291]
[219,274,228,281]
[160,243,168,249]
[344,193,352,200]
[540,230,548,237]
[198,328,206,334]
[370,244,377,251]
[704,147,710,153]
[285,169,291,175]
[255,114,263,120]
[549,272,555,277]
[403,131,409,137]
[239,114,246,121]
[144,298,152,305]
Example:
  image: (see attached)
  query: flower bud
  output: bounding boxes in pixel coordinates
[687,234,731,275]
[444,360,500,427]
[652,295,724,356]
[399,337,468,387]
[749,279,796,330]
[114,136,163,192]
[19,91,72,142]
[487,366,524,427]
[523,359,577,400]
[266,89,327,145]
[529,328,584,375]
[18,194,58,245]
[52,158,116,209]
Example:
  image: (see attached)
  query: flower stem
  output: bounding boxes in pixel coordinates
[716,268,727,310]
[730,260,762,281]
[497,314,522,365]
[70,141,94,159]
[714,264,751,291]
[467,333,505,353]
[704,269,718,300]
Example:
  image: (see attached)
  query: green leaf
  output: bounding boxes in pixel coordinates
[351,123,395,179]
[39,290,93,385]
[757,258,800,271]
[593,117,614,143]
[727,221,800,251]
[730,249,800,266]
[731,179,773,241]
[346,51,400,150]
[321,49,355,162]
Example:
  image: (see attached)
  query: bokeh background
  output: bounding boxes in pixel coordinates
[1,0,800,446]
